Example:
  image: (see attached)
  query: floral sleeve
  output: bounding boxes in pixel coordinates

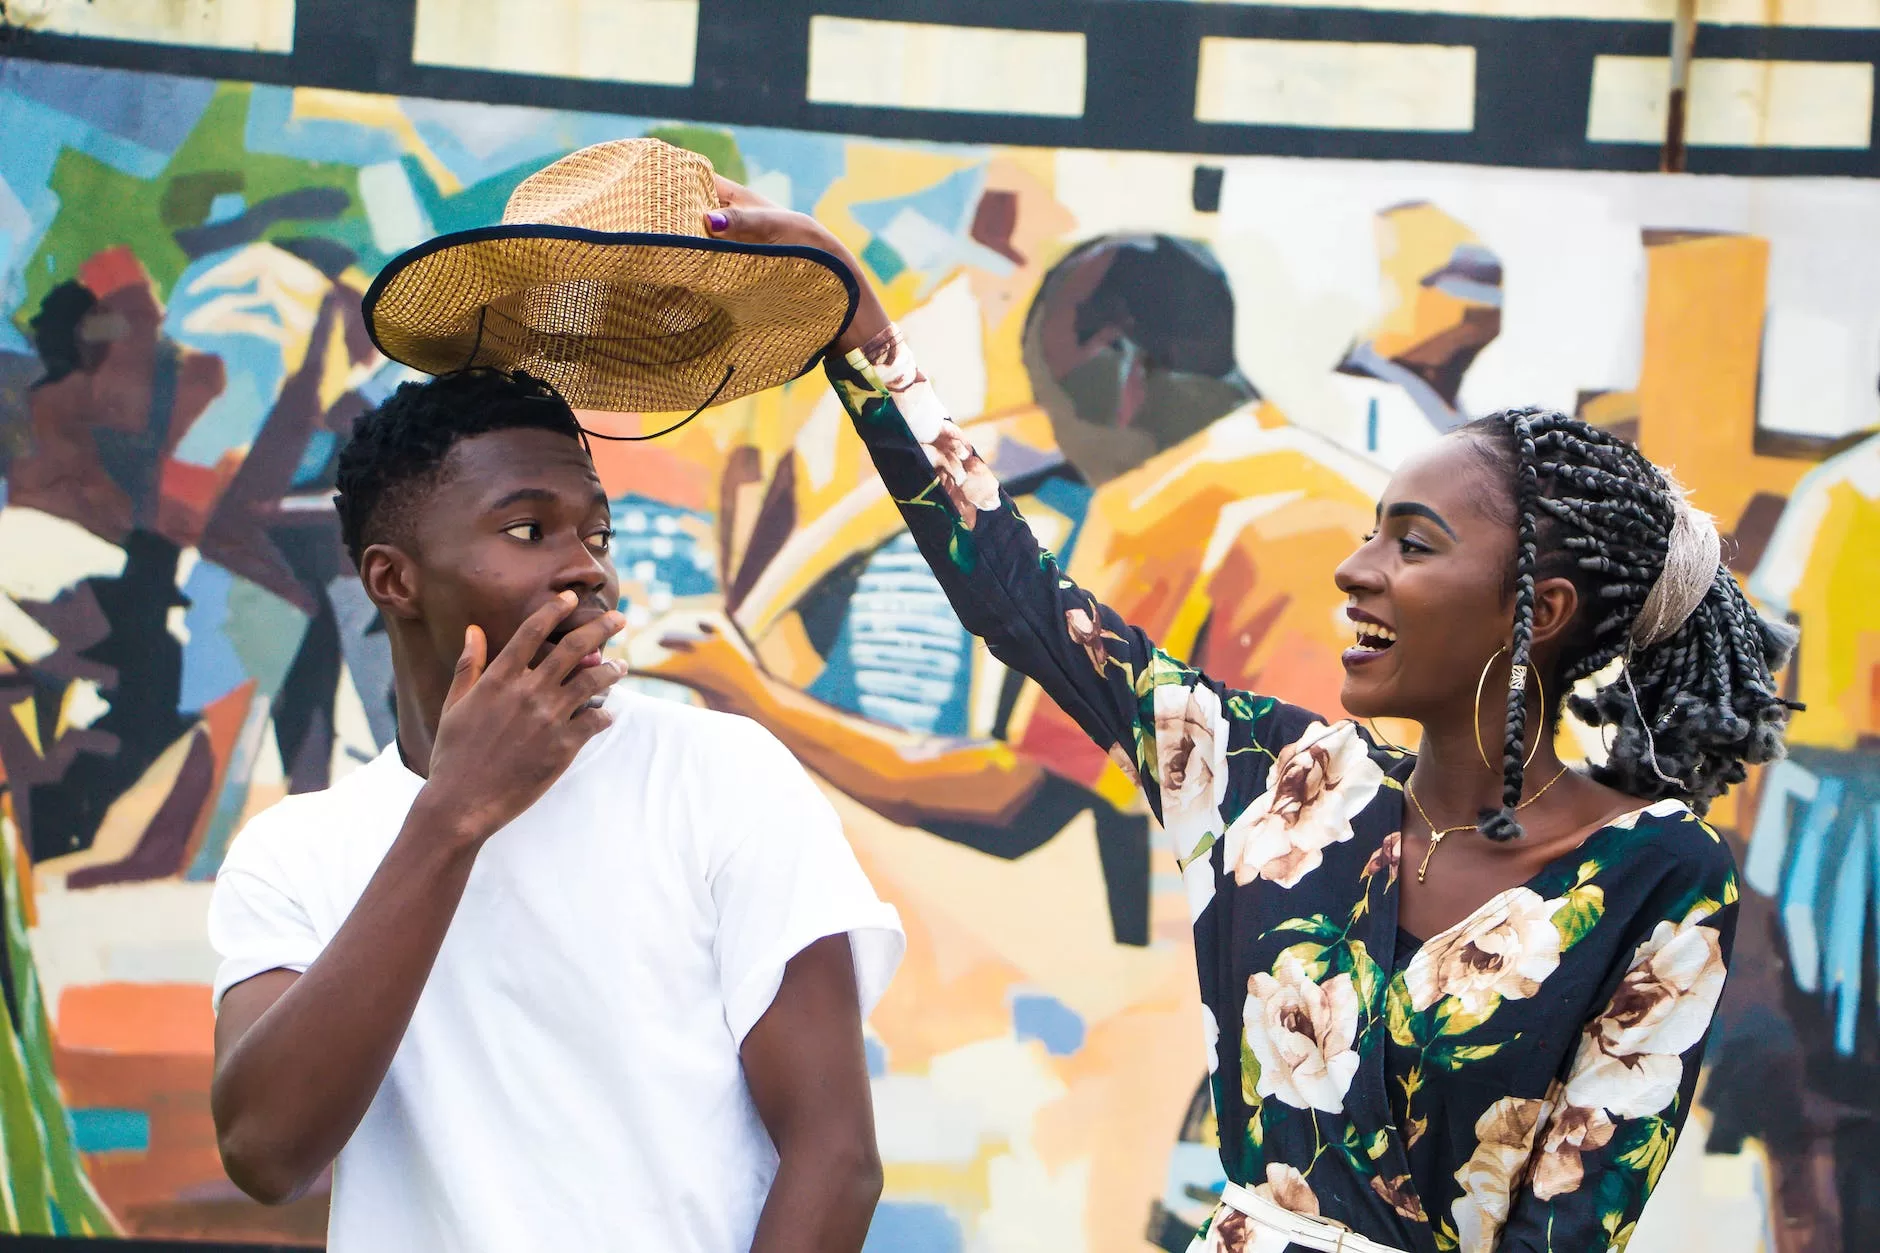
[1487,858,1739,1253]
[824,325,1330,913]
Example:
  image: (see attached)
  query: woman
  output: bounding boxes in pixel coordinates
[705,181,1797,1253]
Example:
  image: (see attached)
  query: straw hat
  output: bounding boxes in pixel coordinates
[362,139,857,415]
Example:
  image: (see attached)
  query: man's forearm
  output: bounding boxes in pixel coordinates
[212,794,483,1203]
[750,1145,883,1253]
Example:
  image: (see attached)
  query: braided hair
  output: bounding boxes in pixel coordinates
[1460,407,1798,840]
[334,367,585,566]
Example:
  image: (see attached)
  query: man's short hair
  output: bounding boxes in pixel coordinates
[334,369,586,567]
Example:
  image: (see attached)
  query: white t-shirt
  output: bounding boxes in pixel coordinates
[208,689,904,1253]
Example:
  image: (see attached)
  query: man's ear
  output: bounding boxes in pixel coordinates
[1530,575,1580,651]
[359,544,422,620]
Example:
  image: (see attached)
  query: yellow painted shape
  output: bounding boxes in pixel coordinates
[9,697,40,758]
[1782,477,1880,747]
[1636,235,1810,532]
[752,611,827,689]
[881,1138,1003,1215]
[291,88,462,195]
[1365,202,1483,355]
[38,727,198,876]
[828,781,1182,1026]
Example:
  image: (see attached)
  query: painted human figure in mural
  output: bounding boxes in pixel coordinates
[635,230,1380,950]
[708,175,1801,1253]
[1334,201,1504,441]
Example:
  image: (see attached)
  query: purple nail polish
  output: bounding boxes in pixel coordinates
[706,211,728,232]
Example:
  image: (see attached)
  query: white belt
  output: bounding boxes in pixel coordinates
[1219,1182,1408,1253]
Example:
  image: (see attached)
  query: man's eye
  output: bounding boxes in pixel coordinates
[587,528,614,553]
[502,522,542,542]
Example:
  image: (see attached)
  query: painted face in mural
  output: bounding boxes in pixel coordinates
[1332,433,1537,724]
[362,426,620,698]
[1022,235,1258,487]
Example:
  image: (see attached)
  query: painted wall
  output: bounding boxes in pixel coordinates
[0,29,1876,1253]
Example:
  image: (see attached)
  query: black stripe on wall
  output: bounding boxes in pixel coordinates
[0,0,1873,176]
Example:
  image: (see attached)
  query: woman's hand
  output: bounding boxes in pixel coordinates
[704,175,890,356]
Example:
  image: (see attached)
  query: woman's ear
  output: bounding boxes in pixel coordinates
[359,544,423,620]
[1529,575,1580,650]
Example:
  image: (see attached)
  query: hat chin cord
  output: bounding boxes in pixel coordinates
[578,363,734,445]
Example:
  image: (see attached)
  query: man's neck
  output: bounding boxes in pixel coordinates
[390,644,447,779]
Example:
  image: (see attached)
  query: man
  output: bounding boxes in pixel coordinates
[207,365,904,1248]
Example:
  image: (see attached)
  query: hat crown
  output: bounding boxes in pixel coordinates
[502,138,714,236]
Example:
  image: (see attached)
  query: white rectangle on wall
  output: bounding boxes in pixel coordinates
[413,0,699,87]
[1587,56,1874,148]
[807,16,1086,117]
[2,0,295,52]
[1196,38,1477,132]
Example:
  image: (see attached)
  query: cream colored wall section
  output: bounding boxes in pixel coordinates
[1,0,295,51]
[412,0,699,86]
[1196,37,1477,131]
[807,16,1086,117]
[1588,56,1875,148]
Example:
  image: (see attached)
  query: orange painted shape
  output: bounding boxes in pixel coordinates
[1636,235,1809,532]
[58,983,215,1058]
[577,418,713,512]
[77,246,151,297]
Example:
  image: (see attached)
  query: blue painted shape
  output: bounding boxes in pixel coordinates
[291,429,338,489]
[177,562,246,711]
[851,165,983,238]
[807,533,969,735]
[861,236,905,284]
[862,1201,962,1253]
[164,246,298,466]
[1780,777,1844,994]
[2,62,211,157]
[734,128,851,214]
[1012,992,1085,1056]
[610,495,719,600]
[1746,757,1814,895]
[69,1108,150,1154]
[864,1036,888,1078]
[207,192,248,225]
[1031,475,1092,566]
[245,85,404,168]
[1366,396,1380,452]
[1825,811,1871,1055]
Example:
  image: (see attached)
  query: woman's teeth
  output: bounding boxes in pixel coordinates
[1355,625,1396,649]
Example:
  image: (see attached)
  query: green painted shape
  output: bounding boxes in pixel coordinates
[224,576,312,699]
[644,124,746,184]
[0,822,113,1235]
[19,84,364,336]
[160,170,245,230]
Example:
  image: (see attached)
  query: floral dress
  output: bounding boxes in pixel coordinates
[826,327,1738,1253]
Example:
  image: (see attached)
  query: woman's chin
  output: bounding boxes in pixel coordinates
[1338,671,1404,722]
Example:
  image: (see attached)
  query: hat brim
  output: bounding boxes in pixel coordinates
[362,225,860,415]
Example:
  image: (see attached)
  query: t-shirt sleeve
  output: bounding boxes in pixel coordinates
[206,816,324,1012]
[708,720,906,1047]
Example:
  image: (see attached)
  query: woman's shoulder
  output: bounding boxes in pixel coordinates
[1597,795,1739,898]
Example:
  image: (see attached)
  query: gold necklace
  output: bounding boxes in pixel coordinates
[1406,764,1572,884]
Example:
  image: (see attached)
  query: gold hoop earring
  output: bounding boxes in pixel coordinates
[1475,645,1544,772]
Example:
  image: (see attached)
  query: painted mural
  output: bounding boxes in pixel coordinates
[1,55,1877,1253]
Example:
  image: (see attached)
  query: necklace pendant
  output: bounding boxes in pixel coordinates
[1417,831,1446,884]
